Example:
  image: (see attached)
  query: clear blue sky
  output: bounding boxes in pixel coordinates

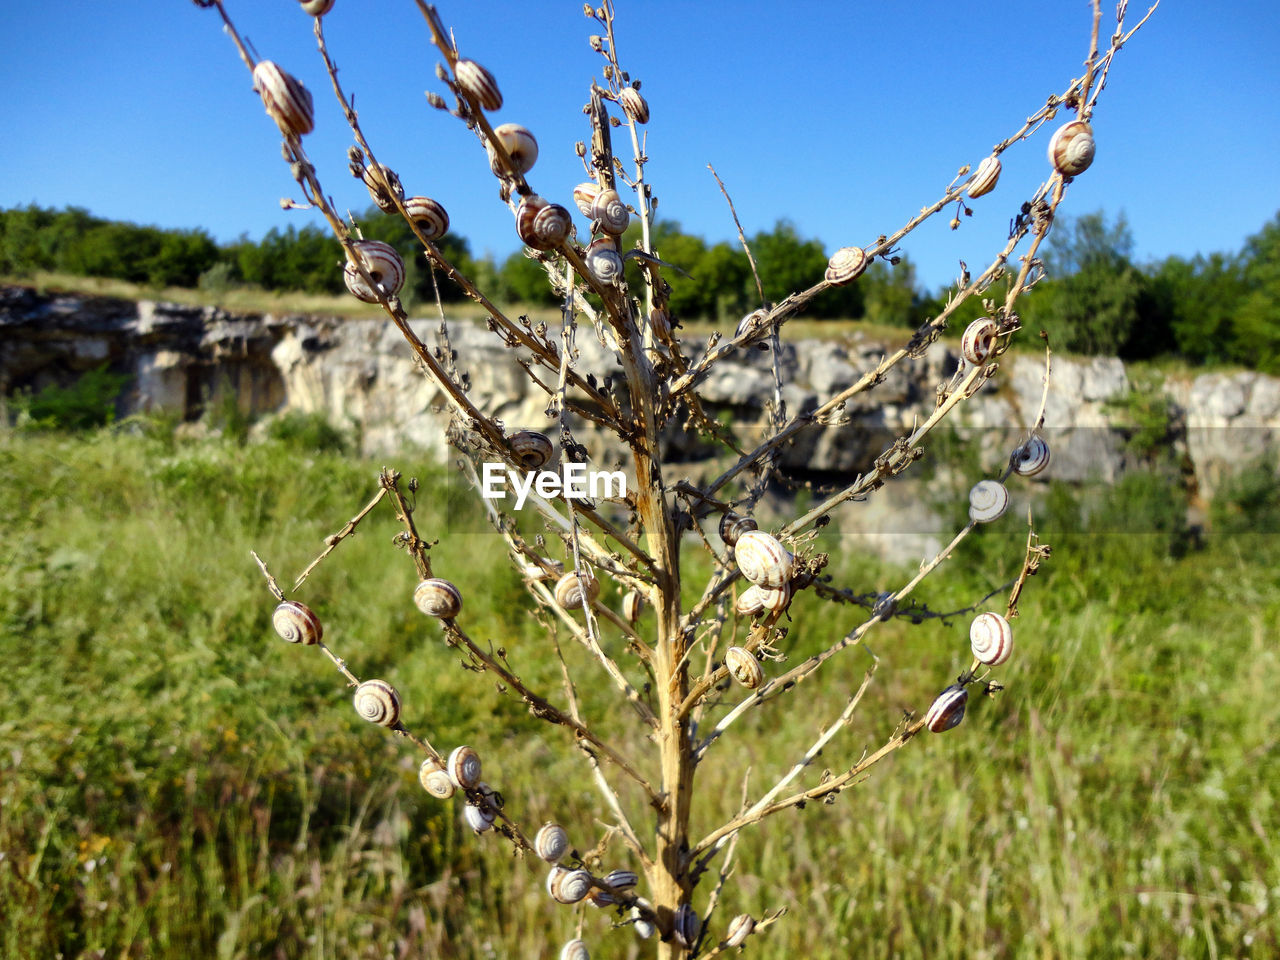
[2,1,1277,293]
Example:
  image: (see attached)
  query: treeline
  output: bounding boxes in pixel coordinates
[3,204,1277,371]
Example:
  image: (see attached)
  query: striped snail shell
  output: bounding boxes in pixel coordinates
[719,511,757,547]
[418,757,456,800]
[362,162,404,213]
[560,940,590,960]
[968,480,1010,523]
[825,246,868,286]
[736,308,768,339]
[447,745,482,790]
[490,123,538,175]
[463,799,497,833]
[602,869,638,891]
[619,86,649,124]
[966,156,1002,198]
[1013,435,1051,477]
[725,646,764,689]
[970,611,1013,666]
[674,904,700,948]
[591,189,630,236]
[251,61,314,138]
[404,196,449,240]
[515,195,572,251]
[1048,120,1095,177]
[547,865,594,904]
[632,899,655,939]
[622,590,645,623]
[554,571,600,610]
[413,578,462,618]
[725,913,756,948]
[924,683,968,733]
[272,600,322,645]
[734,530,794,589]
[961,316,998,365]
[584,238,624,285]
[587,889,617,908]
[573,182,601,217]
[343,240,406,303]
[535,822,570,863]
[509,430,554,469]
[299,0,335,15]
[454,58,502,112]
[353,679,401,727]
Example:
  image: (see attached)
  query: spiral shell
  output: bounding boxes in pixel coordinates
[725,913,756,948]
[353,679,401,727]
[825,246,868,286]
[718,512,757,547]
[632,900,655,939]
[924,683,968,733]
[343,240,406,303]
[966,156,1002,199]
[509,430,554,469]
[516,195,572,250]
[573,182,601,217]
[554,571,600,610]
[299,0,334,15]
[619,86,649,124]
[968,480,1010,524]
[1013,435,1051,477]
[1048,120,1095,177]
[413,578,462,618]
[535,822,570,863]
[362,162,404,213]
[970,611,1013,666]
[674,904,700,948]
[447,745,482,790]
[418,757,456,800]
[602,869,638,891]
[490,123,538,175]
[587,889,617,908]
[734,530,794,588]
[725,646,763,689]
[591,189,630,236]
[252,61,314,138]
[272,600,322,645]
[622,590,645,623]
[560,940,590,960]
[463,800,496,833]
[585,238,624,285]
[961,316,998,365]
[404,196,450,240]
[455,58,502,112]
[735,584,789,616]
[547,865,594,904]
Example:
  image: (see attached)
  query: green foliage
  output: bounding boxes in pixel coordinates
[11,365,130,430]
[265,410,352,455]
[497,249,560,306]
[1210,455,1280,534]
[861,255,925,327]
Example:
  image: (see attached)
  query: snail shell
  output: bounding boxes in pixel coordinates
[299,0,335,15]
[961,316,998,365]
[719,512,757,547]
[632,899,655,939]
[674,904,700,948]
[968,480,1009,524]
[418,757,456,800]
[587,889,617,908]
[343,240,406,303]
[362,162,404,213]
[924,683,968,733]
[725,646,763,689]
[490,123,538,175]
[622,590,645,623]
[251,60,314,138]
[736,583,790,616]
[404,196,450,240]
[591,189,630,236]
[734,530,793,589]
[508,430,554,469]
[1013,435,1051,477]
[602,869,638,891]
[454,58,502,112]
[966,156,1002,198]
[535,822,570,863]
[619,86,649,124]
[353,679,401,727]
[554,571,600,610]
[560,940,590,960]
[825,246,868,286]
[584,238,624,285]
[970,611,1013,666]
[547,865,594,904]
[573,182,601,217]
[447,745,482,790]
[413,578,462,618]
[1048,120,1095,177]
[515,195,572,251]
[272,600,322,645]
[463,799,496,833]
[725,913,756,948]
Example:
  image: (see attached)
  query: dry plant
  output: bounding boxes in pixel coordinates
[194,1,1156,956]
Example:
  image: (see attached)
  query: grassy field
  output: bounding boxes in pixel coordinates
[1,426,1278,959]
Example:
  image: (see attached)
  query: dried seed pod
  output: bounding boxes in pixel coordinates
[353,679,401,727]
[734,530,794,588]
[825,246,868,286]
[515,194,572,250]
[591,188,630,236]
[535,822,570,863]
[490,123,538,174]
[272,600,322,645]
[1013,435,1051,477]
[968,480,1010,523]
[560,940,590,960]
[455,58,502,111]
[618,86,649,123]
[718,511,757,547]
[547,865,594,904]
[508,430,554,469]
[523,559,564,581]
[725,646,763,689]
[725,913,756,948]
[1048,120,1095,176]
[622,590,645,623]
[251,60,314,138]
[961,316,998,365]
[966,155,1002,198]
[649,305,671,337]
[418,757,456,800]
[343,240,406,303]
[674,904,700,948]
[573,181,601,216]
[413,578,462,618]
[463,799,496,833]
[970,611,1014,666]
[299,0,335,15]
[602,869,638,891]
[924,683,968,732]
[584,238,624,285]
[362,162,404,213]
[404,196,450,240]
[554,571,600,610]
[447,745,482,790]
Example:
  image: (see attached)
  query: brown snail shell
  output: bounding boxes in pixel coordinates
[404,196,449,240]
[966,156,1002,198]
[535,822,570,863]
[584,238,624,285]
[413,578,462,618]
[968,480,1009,523]
[454,58,502,112]
[362,162,404,213]
[252,61,314,138]
[591,189,630,236]
[419,757,456,800]
[725,913,756,948]
[272,600,322,645]
[970,611,1013,666]
[343,240,406,303]
[547,865,594,904]
[825,246,868,286]
[490,123,538,175]
[1013,435,1051,477]
[734,530,794,588]
[508,430,554,469]
[961,317,998,365]
[725,646,763,689]
[353,679,401,727]
[622,590,645,623]
[924,683,968,732]
[1048,120,1095,177]
[447,745,482,790]
[299,0,335,15]
[515,195,572,250]
[719,511,757,547]
[573,182,601,217]
[554,571,600,610]
[619,86,649,124]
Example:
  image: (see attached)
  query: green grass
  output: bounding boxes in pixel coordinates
[1,428,1277,958]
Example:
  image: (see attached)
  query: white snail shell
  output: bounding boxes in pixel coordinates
[490,123,538,175]
[560,940,590,960]
[272,600,322,645]
[925,683,968,733]
[622,590,645,623]
[734,586,766,617]
[632,899,655,939]
[587,889,616,908]
[968,480,1010,523]
[961,316,998,365]
[251,60,314,138]
[674,904,700,948]
[508,430,554,469]
[299,0,335,15]
[966,156,1002,198]
[362,162,404,213]
[825,246,868,286]
[591,189,630,236]
[547,865,594,904]
[734,530,794,588]
[619,86,649,124]
[573,182,601,217]
[447,745,482,790]
[418,757,456,800]
[584,238,624,285]
[353,679,401,727]
[413,578,462,618]
[454,58,502,112]
[515,195,572,251]
[463,799,496,833]
[725,913,756,948]
[343,240,406,303]
[1048,120,1095,177]
[725,646,764,689]
[719,512,757,547]
[1013,435,1051,477]
[736,308,768,339]
[404,196,449,240]
[535,822,570,863]
[970,611,1013,666]
[554,571,600,610]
